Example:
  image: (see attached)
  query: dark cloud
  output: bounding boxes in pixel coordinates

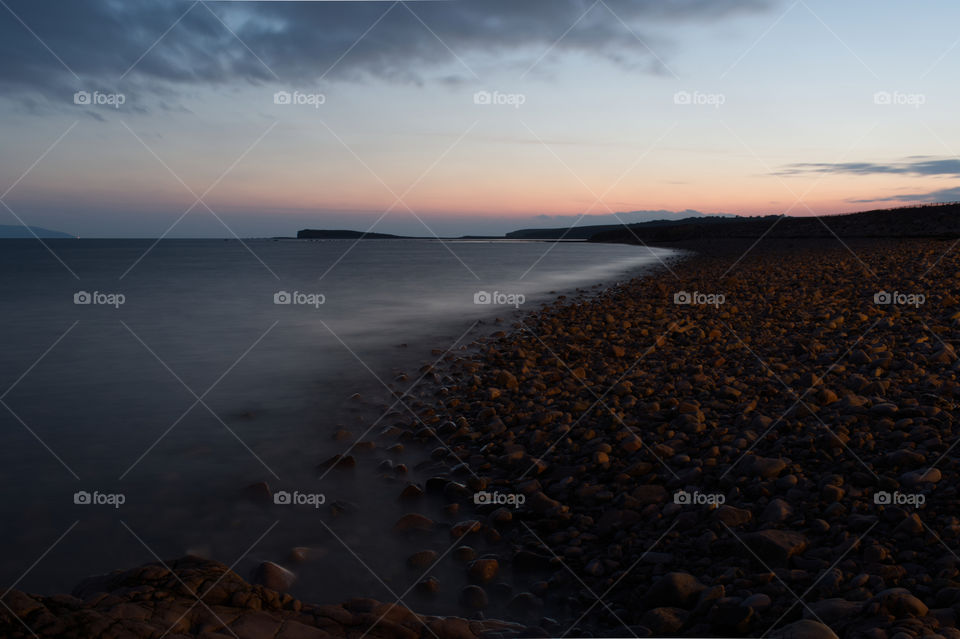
[0,0,777,107]
[777,156,960,177]
[850,186,960,204]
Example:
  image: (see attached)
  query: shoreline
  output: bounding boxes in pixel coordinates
[4,237,959,638]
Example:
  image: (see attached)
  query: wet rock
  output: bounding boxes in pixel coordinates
[317,453,356,471]
[805,598,864,624]
[645,572,706,608]
[745,530,808,565]
[640,607,687,634]
[743,456,788,479]
[715,505,752,527]
[769,619,840,639]
[761,498,794,524]
[870,588,929,618]
[468,559,499,584]
[416,577,440,595]
[253,562,296,592]
[459,585,488,610]
[394,513,435,533]
[408,550,438,569]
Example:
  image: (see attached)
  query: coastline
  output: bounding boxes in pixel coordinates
[4,237,959,638]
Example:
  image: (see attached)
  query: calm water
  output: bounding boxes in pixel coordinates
[0,238,675,614]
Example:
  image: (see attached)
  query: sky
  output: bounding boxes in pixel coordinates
[1,0,959,238]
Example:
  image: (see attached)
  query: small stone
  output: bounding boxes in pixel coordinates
[394,513,435,533]
[744,456,788,479]
[584,559,604,577]
[743,593,772,610]
[253,562,296,592]
[769,619,839,639]
[468,559,499,583]
[745,529,808,565]
[761,499,794,524]
[416,577,440,595]
[871,588,928,618]
[408,550,438,569]
[641,607,688,634]
[646,572,706,608]
[460,585,488,610]
[715,505,752,527]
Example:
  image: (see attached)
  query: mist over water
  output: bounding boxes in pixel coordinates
[0,238,674,611]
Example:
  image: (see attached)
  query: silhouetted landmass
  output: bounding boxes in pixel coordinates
[588,202,960,244]
[296,229,403,239]
[0,224,74,238]
[506,218,705,239]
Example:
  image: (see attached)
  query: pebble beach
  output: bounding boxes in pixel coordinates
[4,236,960,638]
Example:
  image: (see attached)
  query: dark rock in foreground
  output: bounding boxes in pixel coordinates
[0,556,524,638]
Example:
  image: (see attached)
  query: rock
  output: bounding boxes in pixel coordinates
[641,607,687,634]
[871,588,929,618]
[584,559,604,577]
[454,546,478,562]
[288,547,314,563]
[761,498,794,523]
[393,513,435,533]
[399,484,423,500]
[743,593,772,610]
[407,550,438,569]
[460,585,488,610]
[709,603,753,634]
[468,559,499,583]
[744,456,788,479]
[769,619,839,639]
[805,598,863,624]
[495,370,519,390]
[900,468,941,485]
[745,530,808,565]
[253,562,296,592]
[416,577,440,595]
[645,572,706,608]
[715,505,752,527]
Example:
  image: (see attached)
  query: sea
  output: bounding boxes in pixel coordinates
[0,237,676,617]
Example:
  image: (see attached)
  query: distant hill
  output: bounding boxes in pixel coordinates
[589,203,960,244]
[506,217,710,240]
[0,224,74,238]
[296,229,402,239]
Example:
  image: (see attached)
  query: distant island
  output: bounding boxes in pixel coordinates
[296,229,403,239]
[298,203,960,244]
[0,224,74,239]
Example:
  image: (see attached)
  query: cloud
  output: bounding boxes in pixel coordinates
[849,186,960,204]
[777,156,960,177]
[0,0,778,107]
